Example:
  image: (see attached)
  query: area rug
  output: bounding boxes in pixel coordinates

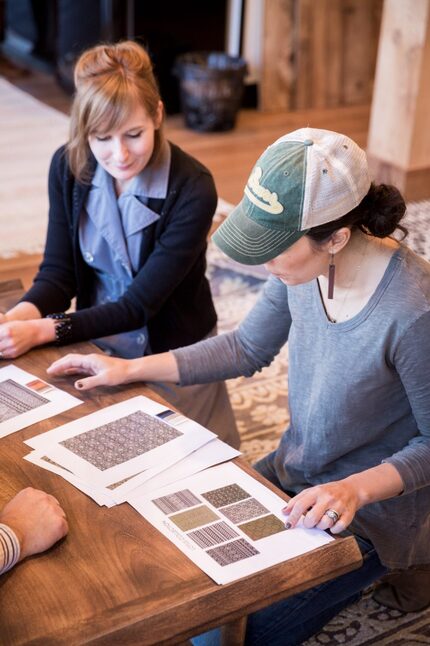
[0,78,69,257]
[207,199,430,646]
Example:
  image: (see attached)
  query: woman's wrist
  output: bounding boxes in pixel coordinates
[343,463,405,508]
[125,353,180,384]
[124,357,151,383]
[33,318,58,346]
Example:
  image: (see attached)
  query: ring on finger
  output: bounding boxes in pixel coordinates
[324,508,340,523]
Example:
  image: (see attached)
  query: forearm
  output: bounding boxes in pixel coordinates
[120,351,180,384]
[344,462,405,508]
[5,301,42,321]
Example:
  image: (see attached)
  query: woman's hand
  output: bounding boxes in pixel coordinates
[282,463,404,534]
[47,353,131,390]
[282,480,361,534]
[0,319,55,359]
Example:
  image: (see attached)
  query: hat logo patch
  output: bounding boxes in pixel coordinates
[244,166,283,215]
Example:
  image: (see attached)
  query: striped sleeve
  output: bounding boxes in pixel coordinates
[0,524,21,574]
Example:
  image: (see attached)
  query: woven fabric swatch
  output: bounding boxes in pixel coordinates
[207,538,259,566]
[60,410,181,471]
[153,489,201,514]
[220,498,269,524]
[0,378,48,422]
[187,521,239,548]
[238,514,286,540]
[170,505,219,531]
[201,483,251,508]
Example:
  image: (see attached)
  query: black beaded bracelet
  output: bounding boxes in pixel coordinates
[46,313,73,345]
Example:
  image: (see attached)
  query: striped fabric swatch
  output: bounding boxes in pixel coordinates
[187,521,239,548]
[153,489,201,514]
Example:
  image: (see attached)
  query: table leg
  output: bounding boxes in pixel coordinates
[220,616,248,646]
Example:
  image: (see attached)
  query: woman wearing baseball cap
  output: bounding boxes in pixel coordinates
[48,128,430,644]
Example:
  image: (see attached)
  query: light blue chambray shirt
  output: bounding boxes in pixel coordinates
[79,141,171,358]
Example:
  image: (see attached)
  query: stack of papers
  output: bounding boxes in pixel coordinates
[24,395,240,506]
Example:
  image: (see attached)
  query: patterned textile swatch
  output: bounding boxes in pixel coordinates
[207,538,259,567]
[153,489,201,514]
[219,498,270,524]
[60,410,181,471]
[238,514,286,540]
[201,483,251,508]
[170,505,219,532]
[0,378,49,422]
[187,521,239,549]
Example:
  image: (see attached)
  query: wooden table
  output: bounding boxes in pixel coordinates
[0,344,362,645]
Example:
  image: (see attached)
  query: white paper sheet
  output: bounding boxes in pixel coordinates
[25,395,216,487]
[25,438,240,508]
[120,439,241,501]
[24,450,116,506]
[129,462,334,585]
[0,364,82,438]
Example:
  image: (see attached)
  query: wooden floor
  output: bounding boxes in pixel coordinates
[0,56,371,289]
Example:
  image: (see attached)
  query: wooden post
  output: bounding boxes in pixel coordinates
[367,0,430,200]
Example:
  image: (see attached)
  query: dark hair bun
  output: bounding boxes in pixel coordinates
[362,183,407,238]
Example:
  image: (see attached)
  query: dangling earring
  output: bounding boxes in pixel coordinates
[328,251,335,300]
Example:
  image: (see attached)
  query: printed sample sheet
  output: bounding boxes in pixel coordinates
[24,438,240,507]
[121,439,241,500]
[25,395,217,491]
[0,364,82,438]
[129,461,334,585]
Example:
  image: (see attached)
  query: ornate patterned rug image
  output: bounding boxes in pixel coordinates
[206,199,430,645]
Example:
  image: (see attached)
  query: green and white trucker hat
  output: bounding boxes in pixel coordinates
[212,128,371,265]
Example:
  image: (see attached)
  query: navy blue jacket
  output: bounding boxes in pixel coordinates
[22,142,218,353]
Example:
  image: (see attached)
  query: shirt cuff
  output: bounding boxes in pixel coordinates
[0,523,21,574]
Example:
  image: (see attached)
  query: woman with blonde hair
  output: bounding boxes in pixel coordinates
[0,40,239,448]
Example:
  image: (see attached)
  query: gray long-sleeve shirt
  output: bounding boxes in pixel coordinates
[174,245,430,568]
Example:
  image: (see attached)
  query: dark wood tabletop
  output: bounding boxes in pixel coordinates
[0,343,362,646]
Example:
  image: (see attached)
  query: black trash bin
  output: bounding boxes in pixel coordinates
[174,52,248,132]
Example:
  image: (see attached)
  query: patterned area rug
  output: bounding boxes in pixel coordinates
[206,199,430,645]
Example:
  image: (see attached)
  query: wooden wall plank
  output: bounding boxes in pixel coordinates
[343,0,383,104]
[260,0,383,112]
[325,0,344,107]
[260,0,294,111]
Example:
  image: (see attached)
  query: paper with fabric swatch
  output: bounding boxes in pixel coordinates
[0,364,82,438]
[25,395,216,487]
[129,461,334,585]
